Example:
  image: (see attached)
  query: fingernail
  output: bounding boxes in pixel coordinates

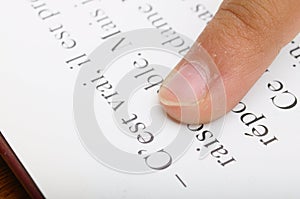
[159,44,224,124]
[159,44,219,107]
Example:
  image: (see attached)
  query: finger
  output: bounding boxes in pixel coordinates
[159,0,300,124]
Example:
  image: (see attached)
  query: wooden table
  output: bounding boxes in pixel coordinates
[0,157,29,198]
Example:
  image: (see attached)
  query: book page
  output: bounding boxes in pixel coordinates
[0,0,299,198]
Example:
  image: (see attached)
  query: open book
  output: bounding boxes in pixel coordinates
[0,0,299,198]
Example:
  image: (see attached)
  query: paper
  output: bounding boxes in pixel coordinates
[0,0,299,198]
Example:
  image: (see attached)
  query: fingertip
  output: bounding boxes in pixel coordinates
[158,86,185,123]
[158,85,179,107]
[159,86,208,124]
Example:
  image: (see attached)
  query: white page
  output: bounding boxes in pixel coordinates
[0,0,300,198]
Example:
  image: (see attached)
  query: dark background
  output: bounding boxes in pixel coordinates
[0,157,29,199]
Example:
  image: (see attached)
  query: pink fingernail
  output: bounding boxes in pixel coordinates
[159,44,220,106]
[159,44,226,123]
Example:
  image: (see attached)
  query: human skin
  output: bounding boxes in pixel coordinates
[159,0,300,124]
